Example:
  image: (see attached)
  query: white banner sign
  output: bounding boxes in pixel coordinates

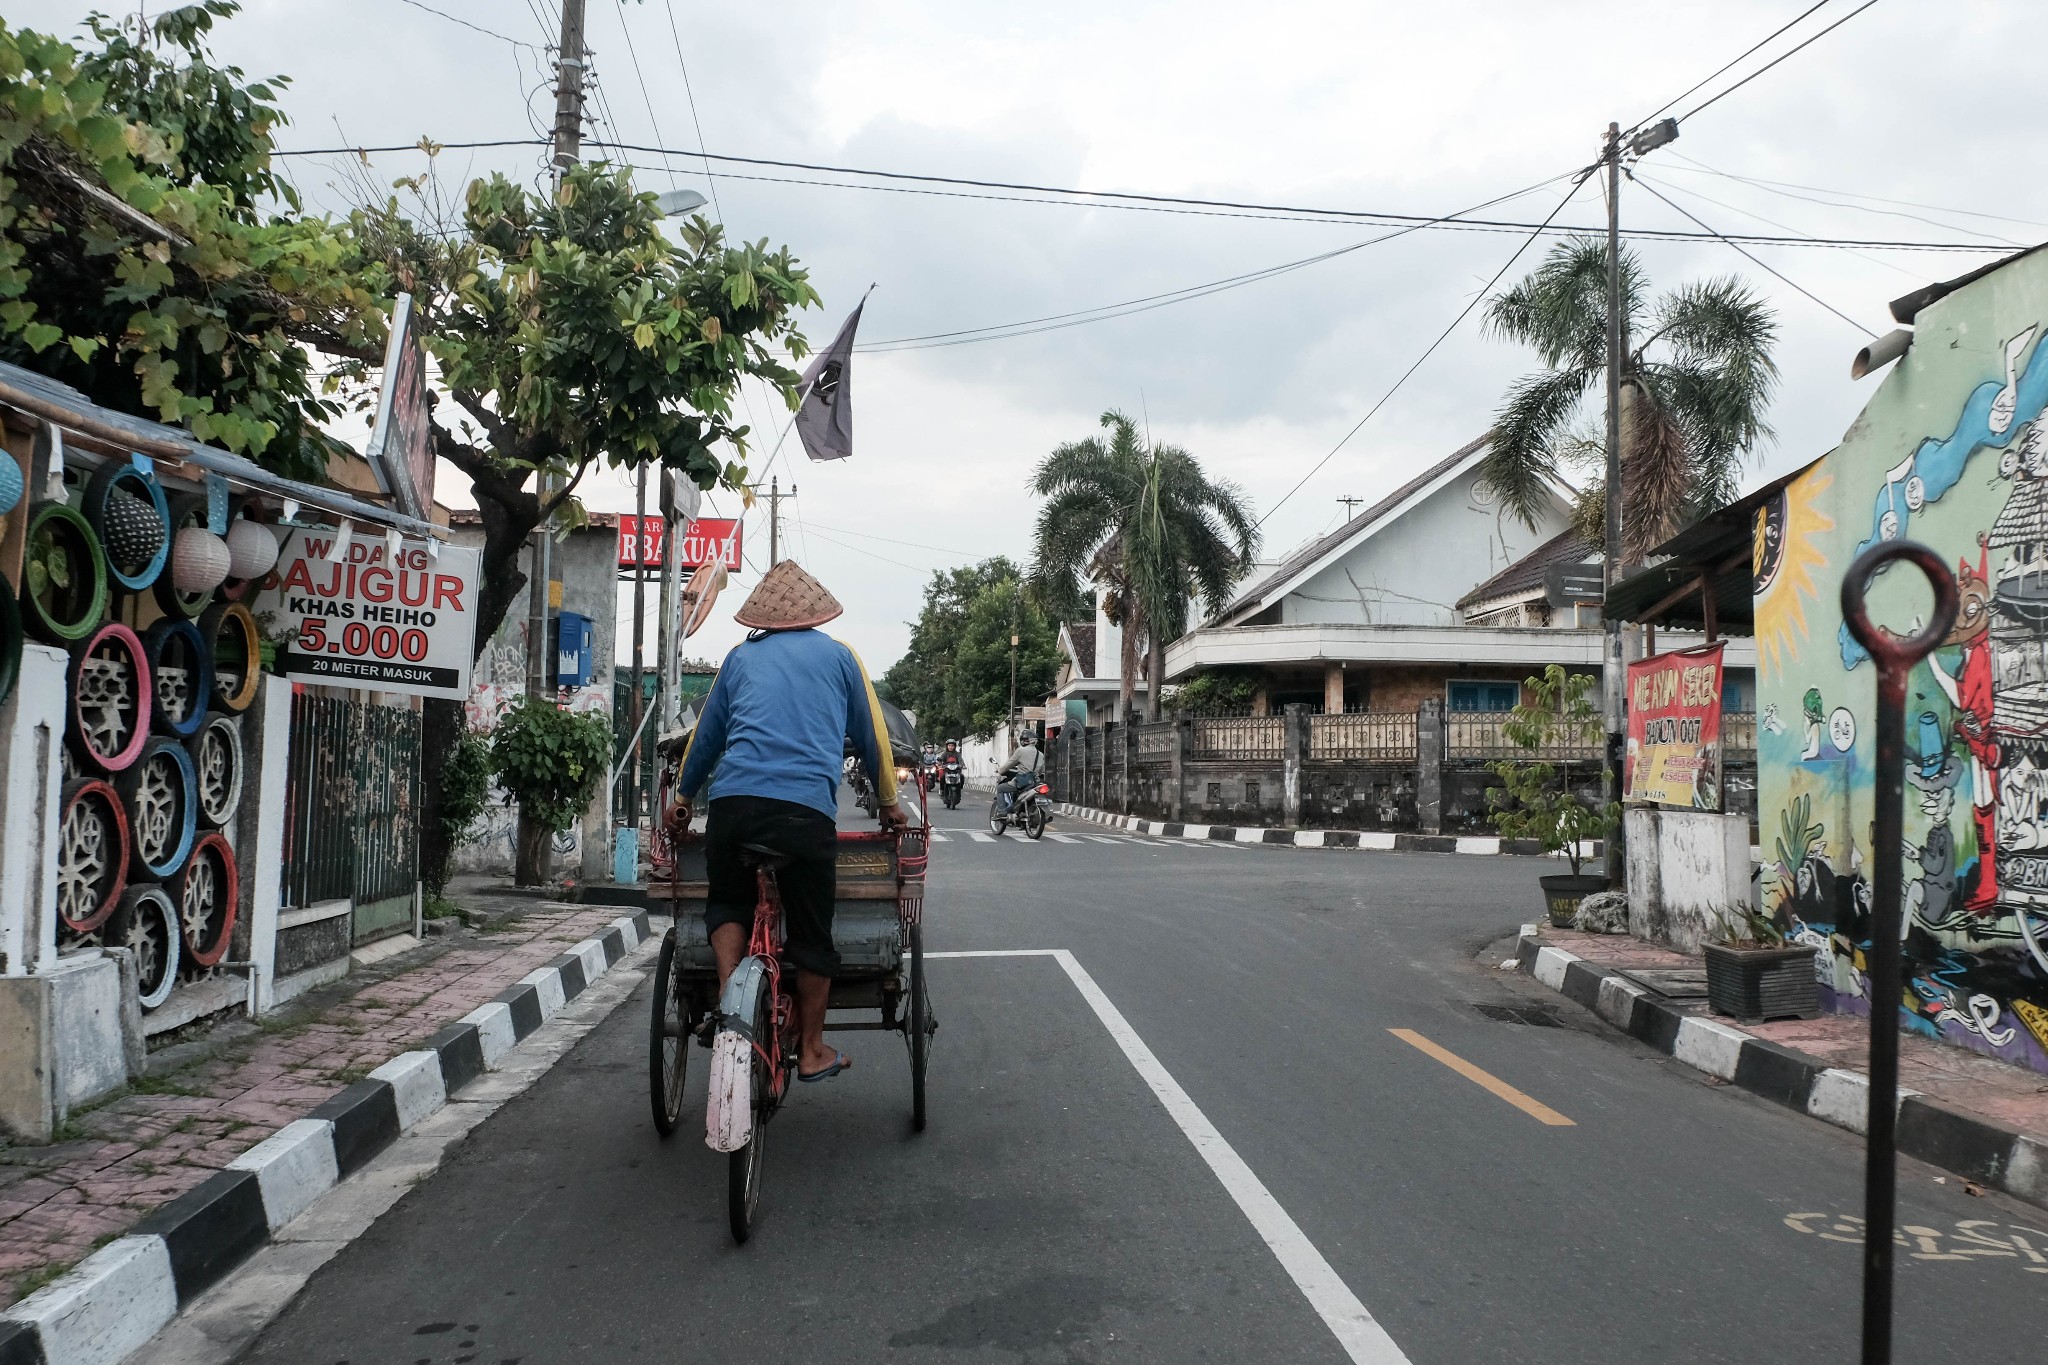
[256,531,480,698]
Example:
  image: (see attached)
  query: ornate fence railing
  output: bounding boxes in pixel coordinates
[1192,715,1285,761]
[1307,711,1417,762]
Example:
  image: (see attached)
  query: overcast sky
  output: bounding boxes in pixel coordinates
[16,1,2043,673]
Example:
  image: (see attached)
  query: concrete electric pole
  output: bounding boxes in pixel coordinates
[763,477,794,566]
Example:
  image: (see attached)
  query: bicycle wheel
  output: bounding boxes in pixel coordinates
[1026,802,1047,840]
[909,920,929,1133]
[728,983,772,1243]
[649,930,688,1136]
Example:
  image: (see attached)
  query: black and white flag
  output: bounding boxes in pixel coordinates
[794,297,865,462]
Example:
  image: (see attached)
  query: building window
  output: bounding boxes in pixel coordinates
[1207,782,1222,805]
[1246,780,1261,806]
[1448,680,1518,712]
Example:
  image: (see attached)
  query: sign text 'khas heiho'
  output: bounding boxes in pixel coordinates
[256,533,481,699]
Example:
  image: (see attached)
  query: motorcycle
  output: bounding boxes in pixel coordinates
[844,755,877,816]
[988,775,1051,840]
[938,762,965,810]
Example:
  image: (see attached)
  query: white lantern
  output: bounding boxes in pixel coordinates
[171,526,232,594]
[224,518,280,580]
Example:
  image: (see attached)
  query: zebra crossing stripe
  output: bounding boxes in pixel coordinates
[1047,833,1084,844]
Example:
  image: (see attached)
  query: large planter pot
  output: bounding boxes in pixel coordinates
[1538,873,1609,928]
[1704,943,1821,1024]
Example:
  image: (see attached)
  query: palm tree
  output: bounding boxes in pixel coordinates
[1478,238,1778,561]
[1030,411,1259,721]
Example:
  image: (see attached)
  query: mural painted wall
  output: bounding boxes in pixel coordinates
[1758,248,2048,1075]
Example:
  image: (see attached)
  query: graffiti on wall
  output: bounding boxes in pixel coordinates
[1759,309,2048,1075]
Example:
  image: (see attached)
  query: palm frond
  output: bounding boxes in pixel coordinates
[1620,381,1692,561]
[1481,367,1594,528]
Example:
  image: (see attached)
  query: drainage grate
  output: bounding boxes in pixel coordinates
[1472,1002,1563,1028]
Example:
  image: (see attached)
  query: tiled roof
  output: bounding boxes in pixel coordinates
[1219,432,1491,623]
[1457,528,1597,609]
[1066,621,1096,679]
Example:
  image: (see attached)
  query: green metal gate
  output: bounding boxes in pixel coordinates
[283,691,421,944]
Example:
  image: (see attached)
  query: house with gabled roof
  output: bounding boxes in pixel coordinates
[1050,590,1149,726]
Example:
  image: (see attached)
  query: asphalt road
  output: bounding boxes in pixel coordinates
[243,794,2048,1363]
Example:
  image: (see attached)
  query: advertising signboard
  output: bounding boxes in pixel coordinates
[616,515,742,570]
[1624,641,1726,809]
[256,529,480,699]
[364,292,433,522]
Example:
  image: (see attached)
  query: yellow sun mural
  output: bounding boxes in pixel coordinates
[1754,466,1834,680]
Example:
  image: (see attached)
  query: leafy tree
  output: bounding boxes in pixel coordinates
[424,727,492,894]
[1478,238,1777,561]
[489,698,614,885]
[942,575,1060,739]
[0,5,382,478]
[1162,668,1258,714]
[1486,665,1618,879]
[1030,411,1258,720]
[881,557,1024,740]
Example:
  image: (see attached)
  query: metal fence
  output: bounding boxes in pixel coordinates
[1192,715,1285,761]
[1722,710,1758,754]
[1444,711,1601,761]
[1135,721,1178,758]
[283,692,421,935]
[1308,711,1417,762]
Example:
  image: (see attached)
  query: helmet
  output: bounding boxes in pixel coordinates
[945,739,958,750]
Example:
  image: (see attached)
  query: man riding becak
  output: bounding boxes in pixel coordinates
[667,562,906,1083]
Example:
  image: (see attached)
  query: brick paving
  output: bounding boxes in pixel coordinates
[0,900,628,1307]
[1533,927,2048,1141]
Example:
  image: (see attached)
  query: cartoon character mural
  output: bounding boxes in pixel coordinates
[1757,262,2048,1076]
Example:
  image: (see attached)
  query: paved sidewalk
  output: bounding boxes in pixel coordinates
[1528,926,2048,1152]
[0,898,627,1307]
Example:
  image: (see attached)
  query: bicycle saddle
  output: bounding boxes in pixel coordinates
[737,842,792,870]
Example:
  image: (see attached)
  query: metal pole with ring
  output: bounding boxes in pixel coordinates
[1837,538,1958,1365]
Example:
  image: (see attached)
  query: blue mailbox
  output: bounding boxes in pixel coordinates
[554,610,594,689]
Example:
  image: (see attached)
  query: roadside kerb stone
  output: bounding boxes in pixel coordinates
[1053,800,1600,859]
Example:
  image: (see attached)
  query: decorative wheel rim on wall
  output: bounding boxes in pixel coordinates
[197,602,261,713]
[177,832,238,969]
[187,714,243,828]
[67,623,152,773]
[118,737,197,880]
[57,778,129,934]
[142,618,212,738]
[21,502,109,643]
[109,885,180,1009]
[82,460,171,592]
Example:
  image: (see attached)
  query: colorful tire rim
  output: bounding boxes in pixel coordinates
[67,623,152,773]
[118,737,197,880]
[141,617,212,738]
[197,601,261,713]
[57,778,129,934]
[20,502,109,643]
[176,832,238,969]
[109,885,180,1009]
[0,569,20,708]
[152,494,214,620]
[187,713,244,829]
[82,460,170,592]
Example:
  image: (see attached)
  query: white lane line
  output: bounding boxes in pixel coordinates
[927,831,950,842]
[1046,832,1085,844]
[964,831,997,843]
[929,949,1410,1364]
[1079,834,1125,845]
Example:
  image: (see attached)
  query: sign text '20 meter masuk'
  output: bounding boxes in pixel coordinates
[255,532,481,699]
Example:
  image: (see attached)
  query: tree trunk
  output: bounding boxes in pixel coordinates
[1146,632,1165,720]
[514,813,554,886]
[418,696,464,894]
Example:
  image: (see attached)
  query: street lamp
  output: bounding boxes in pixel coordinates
[655,188,708,217]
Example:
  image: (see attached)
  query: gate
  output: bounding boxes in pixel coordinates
[283,691,422,944]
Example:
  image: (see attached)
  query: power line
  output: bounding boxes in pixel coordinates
[1258,168,1598,528]
[389,0,540,49]
[1678,0,1885,124]
[1635,170,1919,281]
[663,0,727,224]
[1628,172,1875,337]
[1660,154,2032,244]
[1629,1,1830,133]
[269,136,2000,253]
[801,524,930,573]
[800,521,978,558]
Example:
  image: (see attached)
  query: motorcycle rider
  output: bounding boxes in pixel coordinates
[938,740,966,804]
[996,729,1044,813]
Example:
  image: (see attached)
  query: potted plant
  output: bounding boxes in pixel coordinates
[1703,907,1821,1024]
[1487,664,1620,927]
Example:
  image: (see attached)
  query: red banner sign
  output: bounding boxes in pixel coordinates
[1624,642,1726,809]
[617,515,742,570]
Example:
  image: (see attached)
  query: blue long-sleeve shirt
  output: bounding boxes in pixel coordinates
[676,629,898,819]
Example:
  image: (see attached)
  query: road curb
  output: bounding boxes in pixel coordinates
[1512,927,2048,1212]
[1053,802,1593,859]
[0,910,654,1365]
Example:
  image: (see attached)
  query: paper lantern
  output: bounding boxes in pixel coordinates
[102,487,168,582]
[0,455,22,516]
[171,527,232,594]
[224,519,280,580]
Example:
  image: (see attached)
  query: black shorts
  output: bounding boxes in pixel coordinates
[704,795,839,977]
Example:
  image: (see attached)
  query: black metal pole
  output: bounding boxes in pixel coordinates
[1838,540,1957,1365]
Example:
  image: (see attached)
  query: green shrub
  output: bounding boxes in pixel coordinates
[1486,664,1619,877]
[489,698,612,833]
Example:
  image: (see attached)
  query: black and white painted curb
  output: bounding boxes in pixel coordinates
[0,911,654,1365]
[1054,802,1597,858]
[1513,927,2048,1213]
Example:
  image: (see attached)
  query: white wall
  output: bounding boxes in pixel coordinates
[1281,468,1569,627]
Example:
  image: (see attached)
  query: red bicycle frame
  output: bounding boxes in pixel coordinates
[747,868,795,1102]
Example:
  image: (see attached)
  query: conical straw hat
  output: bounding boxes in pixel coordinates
[734,560,843,630]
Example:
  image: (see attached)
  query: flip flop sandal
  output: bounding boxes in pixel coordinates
[798,1051,853,1083]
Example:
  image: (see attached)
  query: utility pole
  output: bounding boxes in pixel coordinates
[1601,119,1625,884]
[1336,495,1364,520]
[763,476,794,566]
[526,0,587,700]
[626,466,648,828]
[1007,583,1021,748]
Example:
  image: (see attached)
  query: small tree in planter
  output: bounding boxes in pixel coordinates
[490,698,613,886]
[1703,906,1822,1024]
[1487,664,1620,926]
